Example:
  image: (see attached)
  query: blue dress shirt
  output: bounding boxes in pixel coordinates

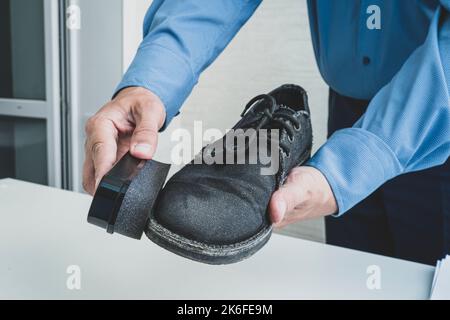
[116,0,450,215]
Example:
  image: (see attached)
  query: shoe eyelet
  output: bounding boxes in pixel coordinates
[288,135,294,143]
[295,124,301,131]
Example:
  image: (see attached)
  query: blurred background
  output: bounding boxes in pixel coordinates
[0,0,328,242]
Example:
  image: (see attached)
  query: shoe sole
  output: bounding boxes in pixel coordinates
[146,148,312,265]
[146,219,273,265]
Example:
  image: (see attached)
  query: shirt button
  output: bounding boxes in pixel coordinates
[363,56,371,65]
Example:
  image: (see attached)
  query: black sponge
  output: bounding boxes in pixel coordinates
[87,153,170,239]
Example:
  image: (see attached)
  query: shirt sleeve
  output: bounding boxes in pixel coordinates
[115,0,262,128]
[307,2,450,216]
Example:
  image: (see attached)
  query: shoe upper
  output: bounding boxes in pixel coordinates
[151,84,312,246]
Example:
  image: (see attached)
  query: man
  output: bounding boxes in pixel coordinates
[83,0,450,265]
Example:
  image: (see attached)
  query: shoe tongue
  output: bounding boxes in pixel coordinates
[275,104,297,117]
[240,103,299,131]
[262,105,297,131]
[235,100,267,129]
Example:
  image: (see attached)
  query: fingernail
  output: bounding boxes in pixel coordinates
[273,222,283,229]
[134,143,152,155]
[95,177,100,189]
[276,200,287,222]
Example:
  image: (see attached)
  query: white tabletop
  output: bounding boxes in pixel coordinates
[0,178,434,300]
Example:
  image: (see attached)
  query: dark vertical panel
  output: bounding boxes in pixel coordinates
[9,0,46,100]
[14,118,48,185]
[0,116,48,185]
[0,0,13,98]
[0,117,16,179]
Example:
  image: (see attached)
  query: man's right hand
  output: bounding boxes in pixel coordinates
[83,87,166,195]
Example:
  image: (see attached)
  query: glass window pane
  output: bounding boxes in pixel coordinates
[0,0,46,100]
[0,116,48,185]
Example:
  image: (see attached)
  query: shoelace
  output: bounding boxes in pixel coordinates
[240,94,302,157]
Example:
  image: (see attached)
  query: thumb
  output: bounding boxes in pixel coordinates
[269,181,302,225]
[130,105,161,159]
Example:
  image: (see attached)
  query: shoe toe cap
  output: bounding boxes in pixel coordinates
[153,178,272,246]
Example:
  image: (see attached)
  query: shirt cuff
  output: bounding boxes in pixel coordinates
[115,44,196,130]
[306,128,403,216]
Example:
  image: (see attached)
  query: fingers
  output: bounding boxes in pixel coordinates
[83,117,118,194]
[269,167,309,226]
[269,178,303,226]
[82,87,166,195]
[92,139,118,188]
[82,157,95,195]
[129,104,162,159]
[268,167,338,228]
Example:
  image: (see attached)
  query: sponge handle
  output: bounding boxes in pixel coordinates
[87,152,171,239]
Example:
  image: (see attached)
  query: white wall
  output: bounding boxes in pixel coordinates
[122,0,151,69]
[123,0,328,242]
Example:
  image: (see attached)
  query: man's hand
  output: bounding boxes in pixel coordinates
[83,87,166,195]
[269,166,338,228]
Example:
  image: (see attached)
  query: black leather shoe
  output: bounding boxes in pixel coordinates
[146,84,313,264]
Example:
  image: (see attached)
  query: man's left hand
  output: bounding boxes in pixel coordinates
[269,166,338,228]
